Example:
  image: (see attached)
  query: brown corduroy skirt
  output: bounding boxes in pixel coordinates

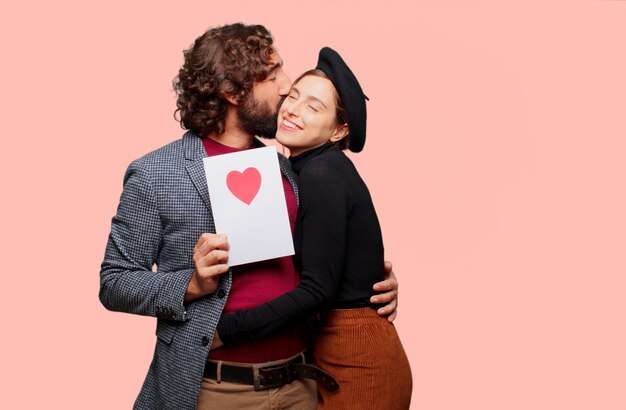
[312,308,412,410]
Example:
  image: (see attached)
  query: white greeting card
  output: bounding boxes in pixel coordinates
[203,146,295,266]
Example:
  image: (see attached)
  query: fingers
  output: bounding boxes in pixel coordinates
[373,278,398,292]
[193,233,230,274]
[193,233,230,284]
[195,233,230,256]
[373,263,399,322]
[194,248,229,265]
[194,250,229,276]
[194,233,230,256]
[187,234,230,300]
[375,261,398,291]
[370,289,398,305]
[211,332,224,350]
[375,296,398,318]
[198,262,230,277]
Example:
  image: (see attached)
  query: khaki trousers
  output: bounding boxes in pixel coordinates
[196,377,317,410]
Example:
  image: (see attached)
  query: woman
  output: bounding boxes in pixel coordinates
[215,47,412,409]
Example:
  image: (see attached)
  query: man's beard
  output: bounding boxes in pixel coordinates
[238,94,282,139]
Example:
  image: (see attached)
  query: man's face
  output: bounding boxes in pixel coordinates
[238,51,291,139]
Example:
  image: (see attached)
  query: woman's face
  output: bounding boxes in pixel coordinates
[276,75,347,156]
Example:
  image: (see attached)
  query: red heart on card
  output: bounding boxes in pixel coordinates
[226,167,262,205]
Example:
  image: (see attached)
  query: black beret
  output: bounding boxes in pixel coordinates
[315,47,368,152]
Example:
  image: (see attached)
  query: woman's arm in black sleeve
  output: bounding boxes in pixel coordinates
[217,159,350,343]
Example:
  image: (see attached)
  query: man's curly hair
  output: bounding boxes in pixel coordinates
[173,23,275,137]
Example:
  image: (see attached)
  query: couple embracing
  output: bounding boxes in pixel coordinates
[100,23,411,409]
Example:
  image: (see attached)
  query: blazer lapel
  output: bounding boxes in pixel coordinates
[183,132,214,218]
[278,155,299,206]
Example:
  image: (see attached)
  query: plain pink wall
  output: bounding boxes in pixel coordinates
[2,1,625,408]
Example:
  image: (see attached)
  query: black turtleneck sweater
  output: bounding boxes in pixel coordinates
[216,143,385,343]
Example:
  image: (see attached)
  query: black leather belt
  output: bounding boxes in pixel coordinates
[203,354,339,391]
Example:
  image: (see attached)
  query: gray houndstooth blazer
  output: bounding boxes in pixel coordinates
[100,131,299,409]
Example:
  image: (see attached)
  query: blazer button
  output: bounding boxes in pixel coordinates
[202,336,210,346]
[217,289,226,299]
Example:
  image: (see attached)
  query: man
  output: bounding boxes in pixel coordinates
[100,23,398,410]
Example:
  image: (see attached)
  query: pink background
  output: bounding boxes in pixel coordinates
[2,1,625,408]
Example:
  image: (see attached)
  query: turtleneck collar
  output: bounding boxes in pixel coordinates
[290,143,336,175]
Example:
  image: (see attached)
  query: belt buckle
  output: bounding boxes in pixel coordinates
[252,362,292,391]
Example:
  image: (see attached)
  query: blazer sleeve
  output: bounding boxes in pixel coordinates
[99,159,193,322]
